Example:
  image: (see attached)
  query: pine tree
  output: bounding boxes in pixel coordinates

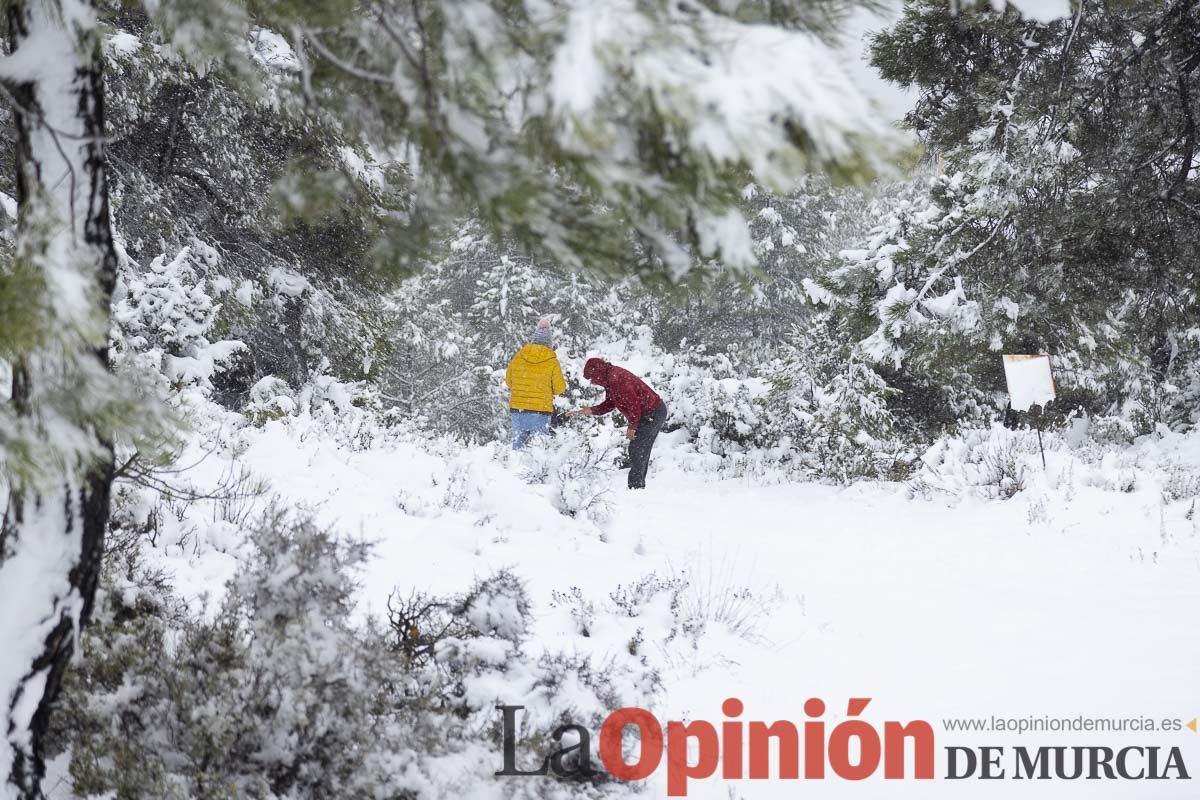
[820,0,1200,428]
[0,0,126,793]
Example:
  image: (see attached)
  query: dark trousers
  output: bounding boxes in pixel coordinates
[628,403,667,489]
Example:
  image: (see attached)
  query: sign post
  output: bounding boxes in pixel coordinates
[1002,354,1056,469]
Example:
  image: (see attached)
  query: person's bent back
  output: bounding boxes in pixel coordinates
[505,318,566,449]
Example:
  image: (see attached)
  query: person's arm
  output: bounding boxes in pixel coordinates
[623,404,642,440]
[565,393,613,418]
[551,358,566,396]
[623,400,643,431]
[505,356,515,389]
[590,395,615,416]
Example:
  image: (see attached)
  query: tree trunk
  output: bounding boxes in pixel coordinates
[0,1,116,797]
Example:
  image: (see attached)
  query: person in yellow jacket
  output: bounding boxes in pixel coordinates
[505,318,566,449]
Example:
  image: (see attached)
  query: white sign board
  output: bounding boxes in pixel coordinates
[1002,354,1056,412]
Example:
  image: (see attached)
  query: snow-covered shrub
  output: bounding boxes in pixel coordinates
[606,573,701,656]
[1082,414,1139,448]
[47,548,186,797]
[1124,342,1200,436]
[669,559,783,644]
[249,375,292,404]
[52,505,653,800]
[106,480,197,553]
[1166,353,1200,431]
[108,446,272,557]
[188,510,394,797]
[608,573,688,619]
[113,240,250,400]
[298,371,370,415]
[49,508,401,799]
[243,375,297,425]
[912,425,1039,500]
[550,449,616,524]
[521,427,619,522]
[1161,462,1200,505]
[115,241,221,352]
[385,572,657,798]
[979,442,1026,499]
[387,569,531,685]
[441,457,487,512]
[738,325,907,483]
[665,352,773,455]
[808,358,898,481]
[551,564,780,680]
[208,463,273,529]
[395,486,441,518]
[549,586,598,637]
[275,372,389,450]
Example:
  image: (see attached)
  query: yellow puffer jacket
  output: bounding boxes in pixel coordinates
[505,344,566,413]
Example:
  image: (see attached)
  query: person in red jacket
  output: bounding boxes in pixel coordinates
[566,358,668,489]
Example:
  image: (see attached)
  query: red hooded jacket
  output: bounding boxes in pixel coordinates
[583,358,663,430]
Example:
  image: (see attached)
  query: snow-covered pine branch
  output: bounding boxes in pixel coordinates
[153,0,889,282]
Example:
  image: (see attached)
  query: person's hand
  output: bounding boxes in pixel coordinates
[566,408,590,418]
[626,426,636,441]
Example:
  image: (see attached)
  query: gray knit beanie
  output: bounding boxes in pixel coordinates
[531,318,553,347]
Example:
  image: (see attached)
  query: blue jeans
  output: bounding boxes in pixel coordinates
[511,410,552,450]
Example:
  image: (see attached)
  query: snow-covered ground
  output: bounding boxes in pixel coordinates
[148,412,1200,799]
